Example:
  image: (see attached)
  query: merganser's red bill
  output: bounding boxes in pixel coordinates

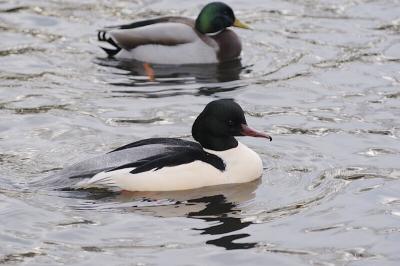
[240,124,272,141]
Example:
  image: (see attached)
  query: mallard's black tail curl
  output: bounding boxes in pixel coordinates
[97,31,121,57]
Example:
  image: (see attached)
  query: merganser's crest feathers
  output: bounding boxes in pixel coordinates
[192,99,247,151]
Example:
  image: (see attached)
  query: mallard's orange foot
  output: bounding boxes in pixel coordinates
[143,63,155,81]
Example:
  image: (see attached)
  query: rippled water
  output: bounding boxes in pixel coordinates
[1,0,400,265]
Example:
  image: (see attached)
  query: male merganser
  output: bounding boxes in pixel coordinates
[53,99,271,191]
[98,2,250,64]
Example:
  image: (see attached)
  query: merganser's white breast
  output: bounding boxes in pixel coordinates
[77,142,263,191]
[205,142,263,184]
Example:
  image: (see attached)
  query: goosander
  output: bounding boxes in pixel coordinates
[53,99,271,191]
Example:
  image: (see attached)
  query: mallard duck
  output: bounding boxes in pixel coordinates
[49,99,272,192]
[98,2,250,64]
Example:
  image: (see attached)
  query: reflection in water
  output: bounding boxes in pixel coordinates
[95,57,247,86]
[188,195,256,250]
[111,83,246,98]
[79,179,260,250]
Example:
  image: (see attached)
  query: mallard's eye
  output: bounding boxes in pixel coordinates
[228,120,234,126]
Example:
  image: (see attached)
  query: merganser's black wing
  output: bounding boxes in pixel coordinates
[39,138,200,189]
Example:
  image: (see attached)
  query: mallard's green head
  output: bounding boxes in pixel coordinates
[195,2,250,34]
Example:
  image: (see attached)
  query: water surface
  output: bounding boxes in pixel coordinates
[1,0,400,265]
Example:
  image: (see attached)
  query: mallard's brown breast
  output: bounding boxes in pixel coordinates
[211,29,242,62]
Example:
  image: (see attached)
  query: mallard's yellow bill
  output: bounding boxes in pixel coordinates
[233,19,251,30]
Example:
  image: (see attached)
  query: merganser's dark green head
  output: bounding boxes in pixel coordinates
[192,99,271,151]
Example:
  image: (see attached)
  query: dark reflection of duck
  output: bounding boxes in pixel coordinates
[95,57,246,86]
[96,179,261,250]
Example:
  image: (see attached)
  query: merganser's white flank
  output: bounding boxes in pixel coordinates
[51,99,272,192]
[78,142,263,191]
